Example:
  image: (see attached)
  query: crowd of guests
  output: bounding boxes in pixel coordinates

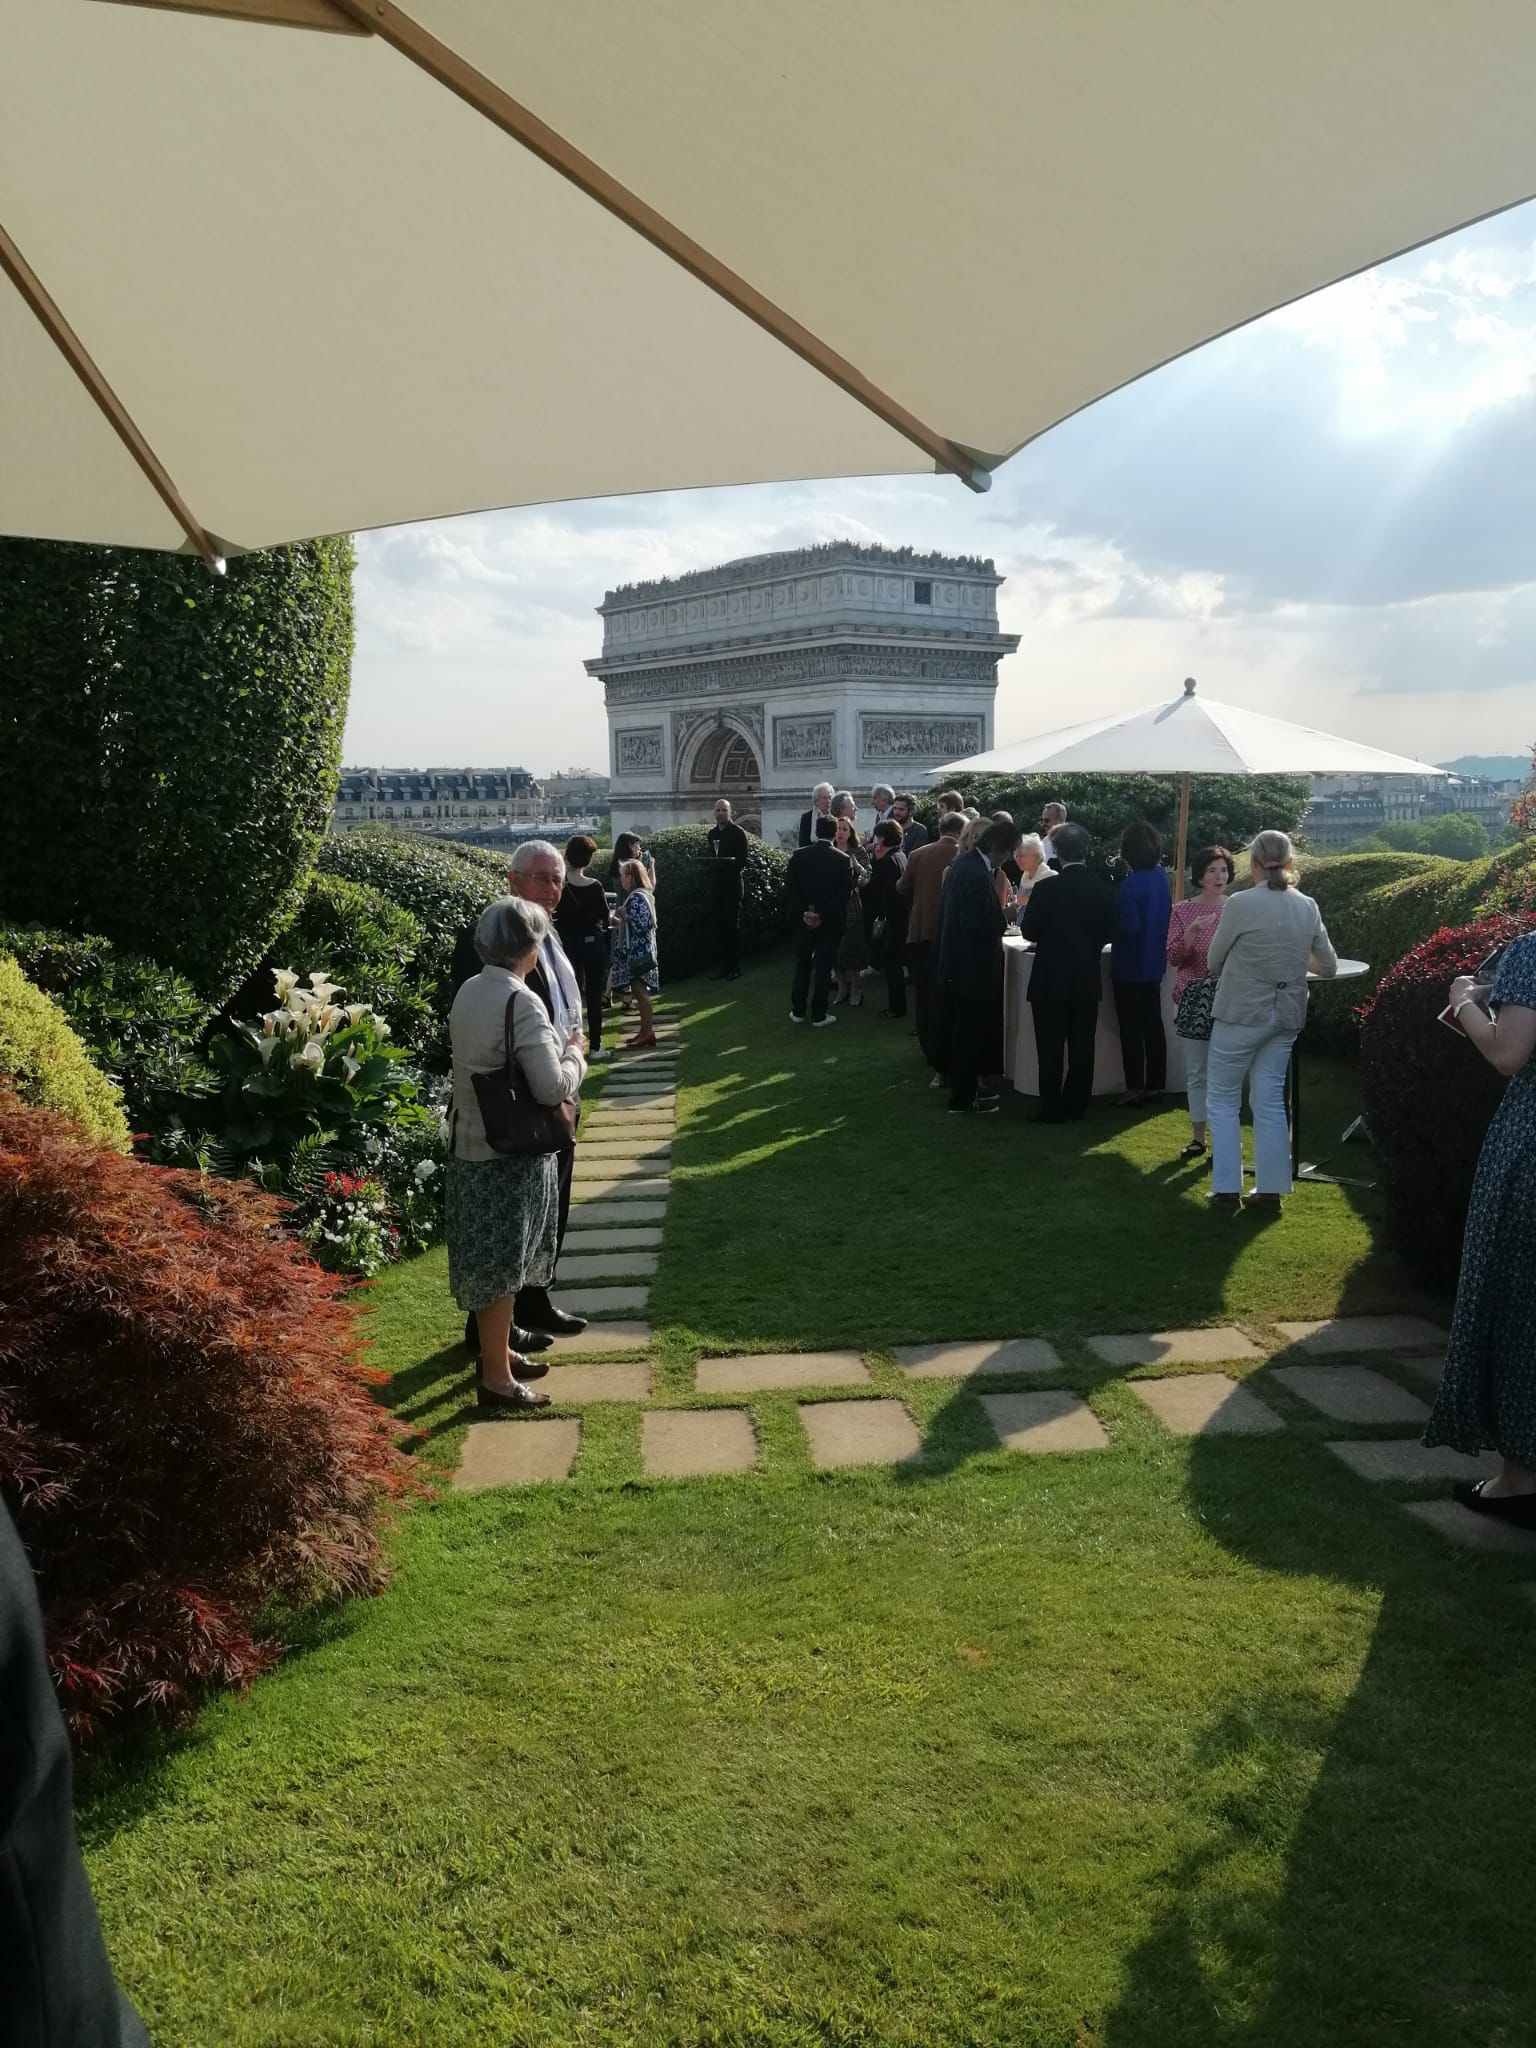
[786,786,1350,1213]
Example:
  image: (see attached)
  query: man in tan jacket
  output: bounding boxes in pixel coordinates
[898,809,965,1074]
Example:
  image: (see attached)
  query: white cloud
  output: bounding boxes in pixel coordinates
[345,199,1536,774]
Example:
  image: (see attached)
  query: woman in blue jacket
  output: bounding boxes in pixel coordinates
[1112,820,1173,1106]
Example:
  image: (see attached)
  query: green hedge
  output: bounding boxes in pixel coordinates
[647,827,788,980]
[1300,840,1536,1046]
[316,828,500,1065]
[0,925,212,1130]
[916,772,1311,856]
[229,874,437,1064]
[0,537,354,1000]
[0,956,132,1151]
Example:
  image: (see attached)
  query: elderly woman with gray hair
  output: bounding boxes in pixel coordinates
[447,897,587,1411]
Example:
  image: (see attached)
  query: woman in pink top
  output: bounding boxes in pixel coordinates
[1166,845,1234,1161]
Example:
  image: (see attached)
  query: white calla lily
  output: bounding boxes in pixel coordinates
[341,1055,362,1082]
[273,968,299,1001]
[256,1035,280,1066]
[373,1018,391,1040]
[294,1038,325,1071]
[308,975,342,1004]
[345,1003,371,1027]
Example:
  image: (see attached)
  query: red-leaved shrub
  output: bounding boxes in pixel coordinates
[0,1092,415,1741]
[1358,912,1536,1291]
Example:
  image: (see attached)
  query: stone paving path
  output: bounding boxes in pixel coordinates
[451,1128,1536,1589]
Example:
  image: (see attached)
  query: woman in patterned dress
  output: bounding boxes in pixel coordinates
[1425,930,1536,1523]
[832,812,870,1006]
[615,859,661,1048]
[446,898,586,1412]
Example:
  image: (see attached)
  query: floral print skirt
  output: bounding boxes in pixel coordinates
[445,1153,559,1312]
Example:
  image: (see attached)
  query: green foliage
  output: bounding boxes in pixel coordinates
[1300,841,1536,1046]
[317,827,497,1063]
[0,536,354,999]
[647,826,789,978]
[1347,811,1491,861]
[194,970,430,1186]
[0,955,131,1151]
[916,772,1311,860]
[0,924,214,1131]
[233,874,435,1061]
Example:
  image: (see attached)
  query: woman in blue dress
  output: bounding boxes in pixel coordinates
[612,858,661,1049]
[1424,929,1536,1524]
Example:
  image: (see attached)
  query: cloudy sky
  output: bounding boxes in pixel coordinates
[349,202,1536,776]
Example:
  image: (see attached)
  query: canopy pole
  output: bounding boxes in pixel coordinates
[329,0,993,492]
[1173,772,1192,902]
[0,220,225,572]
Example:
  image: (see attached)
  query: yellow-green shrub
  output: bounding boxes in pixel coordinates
[0,954,131,1151]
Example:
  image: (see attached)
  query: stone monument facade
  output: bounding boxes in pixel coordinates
[589,543,1019,846]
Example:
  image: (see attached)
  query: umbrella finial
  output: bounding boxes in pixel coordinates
[1183,676,1197,697]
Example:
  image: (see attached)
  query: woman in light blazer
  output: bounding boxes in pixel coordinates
[447,897,586,1409]
[1205,831,1337,1209]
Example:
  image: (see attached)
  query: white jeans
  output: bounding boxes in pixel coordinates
[1207,1016,1298,1195]
[1183,1037,1210,1127]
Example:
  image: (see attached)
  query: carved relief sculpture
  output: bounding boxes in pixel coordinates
[616,728,664,773]
[774,716,835,766]
[860,715,983,761]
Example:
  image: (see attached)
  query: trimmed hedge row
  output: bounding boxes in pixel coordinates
[1301,840,1536,1046]
[0,956,132,1152]
[648,826,789,980]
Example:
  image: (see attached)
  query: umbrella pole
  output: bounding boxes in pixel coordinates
[1173,773,1191,901]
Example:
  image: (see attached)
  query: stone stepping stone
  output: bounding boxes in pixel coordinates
[580,1141,672,1159]
[566,1201,668,1230]
[557,1251,659,1281]
[573,1158,671,1180]
[894,1338,1064,1380]
[1326,1438,1495,1484]
[1129,1373,1283,1436]
[572,1177,672,1201]
[642,1408,758,1477]
[544,1320,652,1355]
[1397,1355,1446,1395]
[980,1390,1110,1454]
[542,1360,651,1405]
[583,1120,675,1137]
[556,1284,650,1317]
[453,1417,580,1492]
[1088,1326,1261,1367]
[559,1229,662,1254]
[1274,1316,1447,1355]
[799,1398,922,1470]
[1402,1499,1536,1557]
[696,1350,871,1394]
[1270,1365,1430,1425]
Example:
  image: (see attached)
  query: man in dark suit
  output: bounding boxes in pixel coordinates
[935,819,1021,1114]
[706,798,751,979]
[797,782,835,847]
[785,816,851,1026]
[450,838,588,1342]
[2,1502,151,2048]
[1020,822,1117,1121]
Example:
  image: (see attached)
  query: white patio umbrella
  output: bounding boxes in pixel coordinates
[933,679,1451,895]
[6,1,1536,563]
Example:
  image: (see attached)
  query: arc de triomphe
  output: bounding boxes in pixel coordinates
[589,542,1020,845]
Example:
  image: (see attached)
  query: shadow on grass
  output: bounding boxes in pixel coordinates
[1097,1429,1536,2045]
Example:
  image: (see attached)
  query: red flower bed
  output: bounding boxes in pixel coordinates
[1358,911,1536,1291]
[0,1093,415,1741]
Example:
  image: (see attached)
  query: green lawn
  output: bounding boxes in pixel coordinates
[80,957,1536,2046]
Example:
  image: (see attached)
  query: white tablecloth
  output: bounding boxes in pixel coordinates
[1002,934,1189,1096]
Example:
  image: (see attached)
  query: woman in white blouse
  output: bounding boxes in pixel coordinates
[447,898,586,1409]
[1205,831,1337,1210]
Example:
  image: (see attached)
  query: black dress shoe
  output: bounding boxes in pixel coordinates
[511,1324,555,1354]
[1454,1479,1536,1525]
[515,1291,588,1337]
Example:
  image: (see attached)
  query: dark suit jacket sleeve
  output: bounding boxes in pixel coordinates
[798,811,812,847]
[1,1505,151,2048]
[1019,885,1049,945]
[785,851,806,920]
[449,922,482,995]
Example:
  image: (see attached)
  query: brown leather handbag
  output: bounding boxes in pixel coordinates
[471,992,578,1156]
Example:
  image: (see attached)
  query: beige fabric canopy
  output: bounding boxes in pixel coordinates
[6,0,1536,562]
